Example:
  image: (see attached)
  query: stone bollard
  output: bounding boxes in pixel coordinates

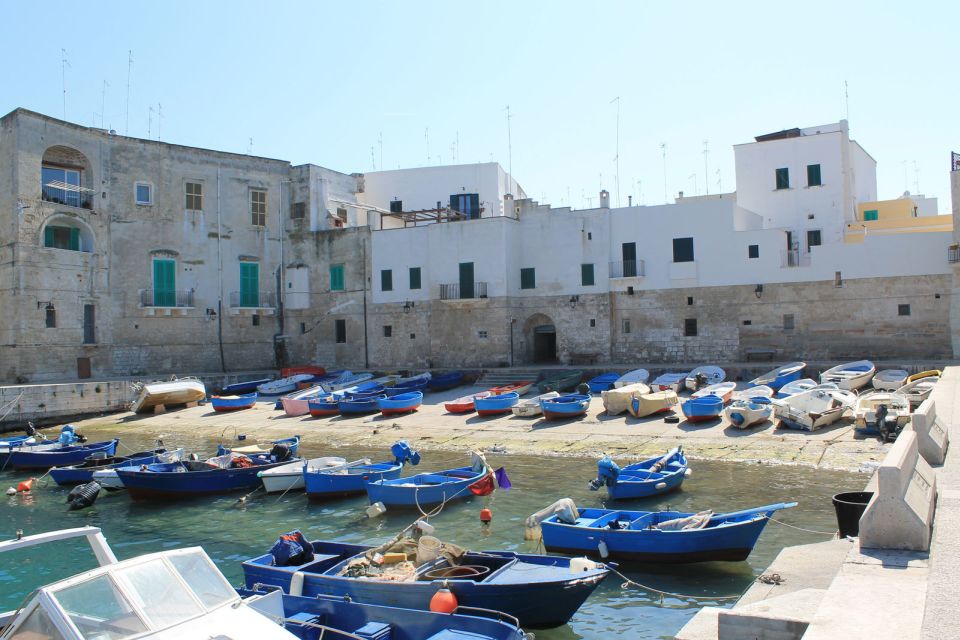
[908,399,949,466]
[859,430,936,552]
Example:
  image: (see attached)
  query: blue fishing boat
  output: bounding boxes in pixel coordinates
[749,362,806,391]
[384,377,430,397]
[339,393,386,415]
[427,370,465,391]
[379,391,423,415]
[307,395,340,417]
[304,441,420,500]
[586,372,620,393]
[474,392,519,416]
[242,533,610,629]
[8,439,119,470]
[0,433,41,449]
[115,449,299,500]
[49,447,176,486]
[211,392,258,412]
[535,501,796,563]
[366,463,487,508]
[589,447,689,499]
[221,378,272,395]
[540,394,590,420]
[240,589,527,640]
[680,395,724,422]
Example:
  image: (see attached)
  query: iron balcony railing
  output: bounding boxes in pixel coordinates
[949,246,960,264]
[139,289,195,308]
[229,290,277,308]
[41,190,94,210]
[440,281,488,300]
[608,259,645,278]
[781,249,811,268]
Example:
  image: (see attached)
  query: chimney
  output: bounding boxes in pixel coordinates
[599,190,610,208]
[628,195,633,207]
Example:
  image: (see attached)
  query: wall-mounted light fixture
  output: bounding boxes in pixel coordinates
[569,295,580,307]
[403,300,415,313]
[754,284,764,299]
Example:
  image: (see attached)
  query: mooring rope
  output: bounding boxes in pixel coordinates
[765,515,838,537]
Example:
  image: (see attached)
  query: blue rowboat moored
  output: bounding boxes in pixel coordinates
[49,447,175,486]
[338,393,386,415]
[365,465,487,508]
[474,392,519,416]
[378,391,423,415]
[535,501,796,563]
[680,395,724,422]
[211,392,258,412]
[304,441,420,500]
[540,394,591,420]
[589,447,689,499]
[7,439,119,470]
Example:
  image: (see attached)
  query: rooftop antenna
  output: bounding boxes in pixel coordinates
[844,80,850,121]
[147,106,153,139]
[100,80,109,128]
[378,132,383,170]
[247,138,253,155]
[716,167,722,194]
[425,127,430,165]
[125,50,133,134]
[157,102,162,141]
[702,140,710,195]
[611,96,620,207]
[913,160,920,193]
[60,48,70,120]
[660,143,668,203]
[370,146,376,170]
[505,105,512,180]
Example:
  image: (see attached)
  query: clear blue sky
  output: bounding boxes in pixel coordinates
[3,1,957,211]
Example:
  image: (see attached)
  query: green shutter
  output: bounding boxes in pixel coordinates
[381,269,393,292]
[153,259,176,306]
[330,264,344,291]
[520,268,536,289]
[69,228,80,251]
[864,209,879,221]
[409,267,421,290]
[581,264,595,286]
[240,263,259,307]
[458,262,474,299]
[44,226,55,247]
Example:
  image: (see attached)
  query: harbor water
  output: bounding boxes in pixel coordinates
[0,430,861,638]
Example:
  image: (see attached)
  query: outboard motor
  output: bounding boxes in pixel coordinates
[270,443,292,462]
[25,422,37,437]
[694,372,708,390]
[67,481,101,511]
[875,404,901,443]
[391,440,421,466]
[589,456,621,491]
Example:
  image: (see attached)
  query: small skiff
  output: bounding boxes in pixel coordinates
[445,391,491,413]
[650,372,689,392]
[776,378,837,398]
[896,375,940,409]
[601,382,651,415]
[772,388,856,431]
[427,370,465,391]
[684,366,726,392]
[259,456,348,493]
[731,385,774,401]
[475,392,520,416]
[628,390,679,418]
[322,372,376,392]
[258,374,315,396]
[854,391,911,439]
[872,369,909,391]
[819,360,875,390]
[614,368,650,388]
[490,380,536,396]
[365,465,487,508]
[586,372,620,394]
[748,362,806,391]
[680,395,724,423]
[307,394,341,417]
[907,369,941,383]
[512,391,560,417]
[590,447,689,499]
[723,397,773,429]
[378,391,423,415]
[536,371,583,394]
[691,381,736,403]
[222,378,272,395]
[210,392,258,412]
[540,394,590,420]
[280,385,327,416]
[131,377,206,412]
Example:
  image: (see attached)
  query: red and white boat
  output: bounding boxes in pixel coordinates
[445,391,491,413]
[488,380,535,396]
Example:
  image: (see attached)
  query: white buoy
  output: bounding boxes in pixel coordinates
[416,519,435,534]
[366,501,386,518]
[5,487,15,496]
[655,481,667,490]
[598,540,609,559]
[684,468,693,477]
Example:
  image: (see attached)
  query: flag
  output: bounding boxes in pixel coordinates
[468,473,496,496]
[494,467,512,490]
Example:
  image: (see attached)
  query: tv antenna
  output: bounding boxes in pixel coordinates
[425,127,430,165]
[157,102,162,141]
[61,48,70,120]
[371,146,376,170]
[660,143,668,203]
[505,105,512,180]
[611,96,620,207]
[125,51,133,134]
[147,106,153,139]
[702,141,710,195]
[100,80,109,128]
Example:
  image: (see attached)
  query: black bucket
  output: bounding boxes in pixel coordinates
[832,491,874,538]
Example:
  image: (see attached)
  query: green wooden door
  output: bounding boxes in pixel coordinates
[153,259,176,306]
[459,262,474,299]
[240,263,260,307]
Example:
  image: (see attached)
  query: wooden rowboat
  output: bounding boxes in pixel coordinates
[445,391,491,413]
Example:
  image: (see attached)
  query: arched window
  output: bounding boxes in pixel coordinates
[41,146,94,210]
[41,216,94,253]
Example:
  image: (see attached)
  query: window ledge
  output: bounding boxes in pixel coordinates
[228,306,276,316]
[139,306,194,316]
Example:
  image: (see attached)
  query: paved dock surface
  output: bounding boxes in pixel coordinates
[71,385,889,472]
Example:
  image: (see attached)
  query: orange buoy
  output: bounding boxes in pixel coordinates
[429,587,458,613]
[17,478,34,493]
[480,507,492,524]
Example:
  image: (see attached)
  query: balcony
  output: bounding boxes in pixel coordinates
[781,249,811,268]
[138,289,194,316]
[228,290,277,315]
[949,245,960,264]
[440,282,488,300]
[41,189,94,211]
[609,260,646,278]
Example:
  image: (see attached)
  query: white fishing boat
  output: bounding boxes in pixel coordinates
[0,527,298,640]
[130,377,206,413]
[684,366,726,392]
[772,388,857,431]
[601,383,651,415]
[723,398,773,429]
[732,385,774,401]
[627,390,679,418]
[320,371,376,392]
[257,374,315,396]
[258,456,347,493]
[819,360,876,390]
[650,372,689,392]
[511,392,560,417]
[614,368,650,388]
[872,369,909,391]
[854,391,911,432]
[777,378,838,398]
[691,381,736,403]
[896,375,940,409]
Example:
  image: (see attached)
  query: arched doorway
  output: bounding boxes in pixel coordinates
[523,313,557,363]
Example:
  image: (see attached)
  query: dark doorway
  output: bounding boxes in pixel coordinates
[459,262,474,299]
[83,304,96,344]
[77,357,91,379]
[533,324,557,363]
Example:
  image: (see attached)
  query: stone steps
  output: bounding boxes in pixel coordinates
[475,369,541,386]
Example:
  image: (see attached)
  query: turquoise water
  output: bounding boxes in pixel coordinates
[0,431,862,638]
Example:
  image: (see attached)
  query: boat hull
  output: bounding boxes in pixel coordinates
[606,452,688,500]
[49,449,171,485]
[131,380,206,412]
[427,371,465,391]
[9,439,119,470]
[540,395,590,420]
[366,466,484,507]
[629,391,679,418]
[222,379,272,395]
[116,459,292,500]
[681,397,724,422]
[211,393,258,412]
[304,463,402,500]
[378,391,423,415]
[474,392,519,415]
[536,372,583,394]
